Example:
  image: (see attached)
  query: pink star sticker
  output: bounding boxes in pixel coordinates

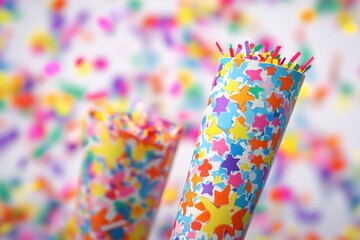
[188,231,196,239]
[245,69,263,82]
[174,221,184,236]
[253,114,269,132]
[211,138,229,156]
[228,172,244,188]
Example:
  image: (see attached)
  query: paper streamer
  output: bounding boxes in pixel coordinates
[171,56,306,239]
[74,109,182,240]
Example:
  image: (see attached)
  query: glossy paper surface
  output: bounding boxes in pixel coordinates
[172,58,305,239]
[75,111,182,239]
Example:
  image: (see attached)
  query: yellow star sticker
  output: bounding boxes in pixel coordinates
[224,78,241,95]
[204,118,222,141]
[90,125,125,169]
[199,192,238,238]
[239,163,251,171]
[214,175,222,184]
[198,148,205,160]
[228,120,249,141]
[219,61,233,77]
[264,150,274,166]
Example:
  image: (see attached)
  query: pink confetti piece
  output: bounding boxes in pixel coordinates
[98,17,113,32]
[170,82,181,96]
[43,61,60,77]
[93,57,107,70]
[28,122,45,141]
[85,90,108,101]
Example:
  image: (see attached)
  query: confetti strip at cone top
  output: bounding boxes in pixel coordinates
[171,47,307,239]
[74,106,182,240]
[216,41,314,73]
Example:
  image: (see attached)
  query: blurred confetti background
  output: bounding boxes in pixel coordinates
[0,0,360,239]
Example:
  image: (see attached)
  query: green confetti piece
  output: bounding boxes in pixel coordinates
[253,44,263,52]
[299,45,312,66]
[128,0,141,11]
[33,143,49,159]
[0,182,10,203]
[48,126,62,143]
[254,204,266,213]
[60,82,85,99]
[33,126,62,158]
[228,22,241,34]
[339,82,354,96]
[0,100,5,111]
[316,0,340,13]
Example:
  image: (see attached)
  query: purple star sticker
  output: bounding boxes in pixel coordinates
[220,154,240,174]
[213,95,229,115]
[201,182,214,196]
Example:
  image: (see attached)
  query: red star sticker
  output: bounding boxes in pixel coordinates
[199,159,213,177]
[250,155,264,169]
[266,66,277,75]
[214,185,231,206]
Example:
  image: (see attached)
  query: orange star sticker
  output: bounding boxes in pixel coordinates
[181,189,197,214]
[250,155,264,169]
[234,58,245,68]
[230,85,255,112]
[249,138,269,151]
[266,92,283,110]
[266,66,277,75]
[191,173,203,187]
[279,73,294,91]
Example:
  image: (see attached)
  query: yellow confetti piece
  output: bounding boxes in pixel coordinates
[280,133,298,157]
[338,11,358,35]
[179,70,193,90]
[162,185,178,204]
[335,95,351,112]
[354,148,360,162]
[343,225,360,239]
[0,223,13,235]
[177,7,193,25]
[192,0,219,17]
[29,30,56,52]
[298,83,311,101]
[76,61,92,77]
[0,9,12,24]
[188,42,203,58]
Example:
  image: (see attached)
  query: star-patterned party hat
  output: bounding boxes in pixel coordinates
[74,107,182,240]
[171,41,313,240]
